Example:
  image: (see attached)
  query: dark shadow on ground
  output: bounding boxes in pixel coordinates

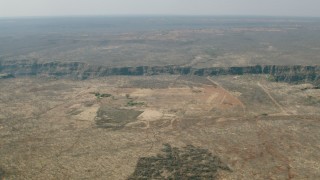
[95,106,142,130]
[0,167,5,179]
[128,144,231,179]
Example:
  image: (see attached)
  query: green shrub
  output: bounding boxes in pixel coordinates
[266,75,276,81]
[127,100,145,106]
[90,92,112,99]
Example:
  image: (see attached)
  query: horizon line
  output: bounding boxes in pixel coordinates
[1,14,320,19]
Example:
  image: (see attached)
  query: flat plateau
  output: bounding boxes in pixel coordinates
[0,75,319,179]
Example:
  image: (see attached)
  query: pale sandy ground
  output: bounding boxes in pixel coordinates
[0,76,319,179]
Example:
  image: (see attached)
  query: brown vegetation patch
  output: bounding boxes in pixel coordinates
[0,167,4,179]
[128,144,231,179]
[95,106,143,130]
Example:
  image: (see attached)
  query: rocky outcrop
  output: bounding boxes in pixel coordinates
[0,73,15,79]
[0,60,319,85]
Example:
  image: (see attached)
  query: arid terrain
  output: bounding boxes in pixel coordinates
[0,74,319,179]
[1,17,320,67]
[0,16,320,179]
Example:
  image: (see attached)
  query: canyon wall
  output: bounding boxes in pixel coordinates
[0,60,319,85]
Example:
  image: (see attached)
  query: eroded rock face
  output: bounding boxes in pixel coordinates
[0,60,319,84]
[0,73,14,79]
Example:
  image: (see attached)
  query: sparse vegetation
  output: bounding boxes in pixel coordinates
[0,168,4,179]
[1,75,320,179]
[127,100,145,106]
[305,95,320,105]
[95,106,143,129]
[266,75,276,82]
[90,92,112,99]
[128,144,231,179]
[1,16,320,180]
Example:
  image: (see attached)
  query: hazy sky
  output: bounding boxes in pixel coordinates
[0,0,320,17]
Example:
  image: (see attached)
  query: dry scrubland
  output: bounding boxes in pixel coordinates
[1,17,320,67]
[1,17,320,179]
[0,75,320,179]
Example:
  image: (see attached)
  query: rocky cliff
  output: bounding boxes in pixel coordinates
[0,60,319,85]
